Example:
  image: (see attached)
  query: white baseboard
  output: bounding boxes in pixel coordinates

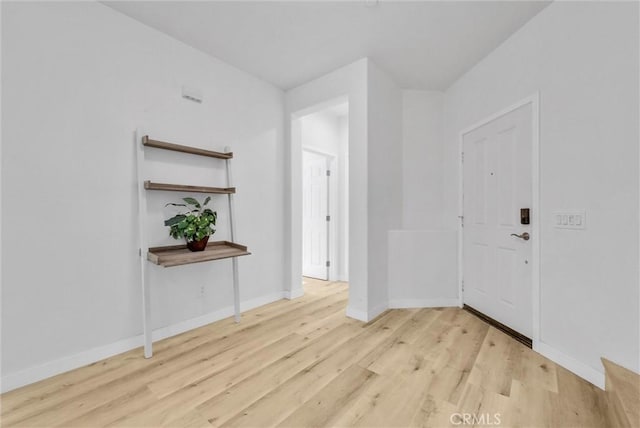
[153,290,285,341]
[0,334,143,394]
[241,291,287,312]
[368,303,389,320]
[345,303,388,322]
[284,288,304,300]
[345,306,369,322]
[388,298,460,309]
[534,340,605,390]
[0,291,285,393]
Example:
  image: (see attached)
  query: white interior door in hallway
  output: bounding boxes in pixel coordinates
[303,150,330,280]
[462,102,533,338]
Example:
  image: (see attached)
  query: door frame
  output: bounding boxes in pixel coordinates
[302,146,338,281]
[457,92,540,346]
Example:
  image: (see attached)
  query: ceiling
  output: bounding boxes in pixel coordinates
[104,1,550,91]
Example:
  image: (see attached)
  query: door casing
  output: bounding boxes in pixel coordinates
[458,93,540,347]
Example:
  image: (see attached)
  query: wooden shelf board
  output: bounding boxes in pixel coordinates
[143,135,232,159]
[144,181,235,194]
[148,241,251,267]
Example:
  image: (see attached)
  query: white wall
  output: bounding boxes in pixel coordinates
[402,90,445,229]
[300,111,341,155]
[1,2,285,391]
[443,1,639,386]
[287,59,403,320]
[387,90,458,307]
[388,230,457,308]
[367,62,403,317]
[5,0,636,394]
[300,108,349,281]
[286,59,369,319]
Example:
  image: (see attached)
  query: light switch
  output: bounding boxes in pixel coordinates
[554,210,586,230]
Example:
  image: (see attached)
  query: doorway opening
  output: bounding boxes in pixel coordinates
[296,101,349,286]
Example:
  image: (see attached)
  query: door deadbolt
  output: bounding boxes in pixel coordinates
[510,232,530,241]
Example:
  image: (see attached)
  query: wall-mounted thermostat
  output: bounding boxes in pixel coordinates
[553,210,586,230]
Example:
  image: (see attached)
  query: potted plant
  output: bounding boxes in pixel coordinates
[164,196,217,252]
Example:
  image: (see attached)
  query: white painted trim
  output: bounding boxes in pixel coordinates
[368,303,389,321]
[345,306,369,322]
[1,334,143,395]
[535,341,605,390]
[459,95,539,136]
[302,145,337,160]
[287,90,359,314]
[0,291,285,393]
[457,122,464,308]
[531,93,541,344]
[284,288,304,300]
[327,155,339,282]
[389,298,460,309]
[155,290,284,341]
[0,1,3,390]
[291,95,349,120]
[458,93,540,344]
[345,303,388,322]
[288,95,349,297]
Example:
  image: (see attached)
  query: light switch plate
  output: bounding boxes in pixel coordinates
[553,210,586,229]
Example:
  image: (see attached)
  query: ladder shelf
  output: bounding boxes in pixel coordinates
[136,132,247,358]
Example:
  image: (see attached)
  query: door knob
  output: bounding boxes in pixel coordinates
[510,232,530,241]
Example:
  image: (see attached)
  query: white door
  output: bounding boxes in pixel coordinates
[463,103,533,338]
[303,151,329,280]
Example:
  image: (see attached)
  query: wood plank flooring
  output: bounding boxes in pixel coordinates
[602,358,640,427]
[0,278,610,427]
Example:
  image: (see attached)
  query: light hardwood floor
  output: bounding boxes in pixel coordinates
[1,279,609,427]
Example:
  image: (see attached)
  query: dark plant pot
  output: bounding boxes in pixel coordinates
[187,236,209,252]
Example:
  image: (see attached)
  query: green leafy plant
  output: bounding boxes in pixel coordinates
[164,196,217,242]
